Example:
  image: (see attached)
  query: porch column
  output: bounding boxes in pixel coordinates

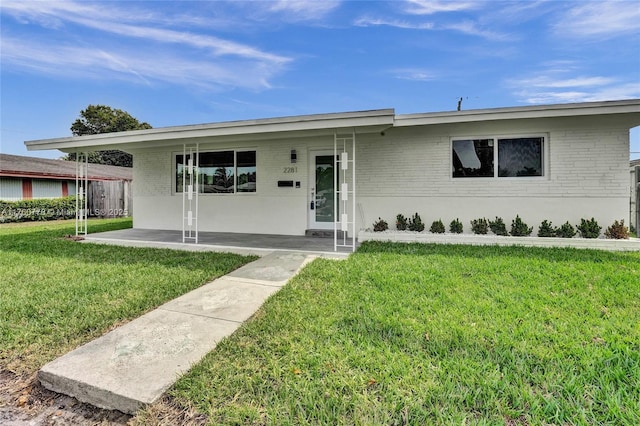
[75,152,88,236]
[334,130,356,252]
[182,144,199,243]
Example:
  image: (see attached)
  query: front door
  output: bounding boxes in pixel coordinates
[309,151,337,229]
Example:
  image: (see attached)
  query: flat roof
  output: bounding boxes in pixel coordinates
[395,99,640,126]
[24,99,640,153]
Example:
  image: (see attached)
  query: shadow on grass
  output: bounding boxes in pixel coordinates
[356,240,640,264]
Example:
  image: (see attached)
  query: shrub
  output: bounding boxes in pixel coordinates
[604,219,629,239]
[430,219,445,234]
[449,218,463,234]
[537,220,556,237]
[470,218,489,235]
[396,214,407,231]
[555,221,576,238]
[577,218,601,239]
[408,212,425,232]
[0,196,77,223]
[510,215,533,236]
[373,217,388,232]
[489,217,508,236]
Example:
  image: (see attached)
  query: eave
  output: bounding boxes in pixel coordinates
[25,109,396,153]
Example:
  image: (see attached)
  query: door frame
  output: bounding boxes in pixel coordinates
[308,150,336,230]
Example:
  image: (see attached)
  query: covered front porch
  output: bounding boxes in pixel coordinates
[83,227,356,257]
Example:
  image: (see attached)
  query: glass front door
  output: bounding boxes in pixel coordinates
[309,151,337,229]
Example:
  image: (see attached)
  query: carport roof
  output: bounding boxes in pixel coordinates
[25,109,396,153]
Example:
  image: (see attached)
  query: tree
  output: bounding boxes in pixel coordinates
[64,105,152,167]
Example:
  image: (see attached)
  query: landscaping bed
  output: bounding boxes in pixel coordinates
[359,230,640,251]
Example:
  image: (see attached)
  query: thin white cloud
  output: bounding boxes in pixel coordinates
[403,0,481,15]
[391,68,437,81]
[1,37,282,91]
[554,1,640,38]
[266,0,341,21]
[2,1,289,63]
[354,17,434,30]
[354,1,509,41]
[508,71,640,104]
[515,84,640,104]
[515,76,616,89]
[1,0,291,90]
[442,20,510,41]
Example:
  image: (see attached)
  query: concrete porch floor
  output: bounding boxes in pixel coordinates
[84,228,356,257]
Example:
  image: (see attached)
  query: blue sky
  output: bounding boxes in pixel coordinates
[1,0,639,159]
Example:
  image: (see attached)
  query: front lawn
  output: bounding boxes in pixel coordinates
[0,219,257,374]
[164,242,640,425]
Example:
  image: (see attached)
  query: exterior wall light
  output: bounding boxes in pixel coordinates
[290,149,297,163]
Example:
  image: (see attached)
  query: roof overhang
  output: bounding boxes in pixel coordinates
[24,100,640,154]
[394,99,640,127]
[26,109,396,153]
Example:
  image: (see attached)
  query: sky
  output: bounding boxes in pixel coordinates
[1,0,639,160]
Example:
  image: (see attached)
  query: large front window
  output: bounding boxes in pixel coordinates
[452,136,544,178]
[176,150,256,193]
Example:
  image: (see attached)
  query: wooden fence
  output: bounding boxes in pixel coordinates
[88,180,132,218]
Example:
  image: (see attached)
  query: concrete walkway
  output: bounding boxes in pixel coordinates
[38,251,316,415]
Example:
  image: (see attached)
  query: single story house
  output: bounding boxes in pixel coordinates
[25,99,640,247]
[0,153,132,217]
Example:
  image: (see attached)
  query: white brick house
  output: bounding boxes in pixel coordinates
[26,100,640,245]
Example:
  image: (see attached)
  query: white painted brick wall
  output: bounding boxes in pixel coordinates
[357,120,629,199]
[129,115,631,236]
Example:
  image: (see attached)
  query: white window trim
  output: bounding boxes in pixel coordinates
[450,133,549,181]
[173,149,257,195]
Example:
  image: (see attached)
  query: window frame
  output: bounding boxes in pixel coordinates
[451,134,548,180]
[173,149,257,195]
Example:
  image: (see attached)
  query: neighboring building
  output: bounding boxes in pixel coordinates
[0,154,132,216]
[25,100,640,241]
[632,159,640,233]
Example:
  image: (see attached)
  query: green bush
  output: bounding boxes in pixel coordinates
[604,219,629,239]
[555,221,576,238]
[396,214,407,231]
[408,212,425,232]
[510,215,533,236]
[470,218,489,235]
[489,217,508,236]
[429,219,445,234]
[373,217,388,232]
[0,196,76,223]
[577,218,601,239]
[537,220,556,237]
[449,218,463,234]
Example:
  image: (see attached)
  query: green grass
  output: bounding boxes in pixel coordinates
[169,242,640,425]
[0,219,257,374]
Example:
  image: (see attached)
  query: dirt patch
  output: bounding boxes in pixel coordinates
[128,395,208,426]
[62,235,85,241]
[0,369,130,425]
